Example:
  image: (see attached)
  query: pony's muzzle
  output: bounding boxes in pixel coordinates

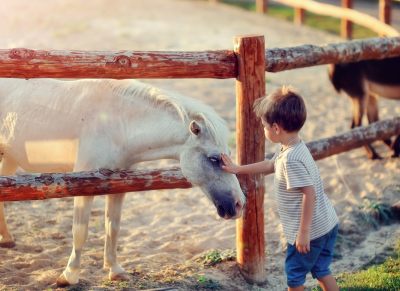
[214,193,245,219]
[232,199,245,219]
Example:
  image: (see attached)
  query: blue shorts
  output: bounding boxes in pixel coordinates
[285,224,339,288]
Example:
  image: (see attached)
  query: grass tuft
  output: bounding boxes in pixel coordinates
[196,275,222,290]
[194,249,236,266]
[359,199,394,229]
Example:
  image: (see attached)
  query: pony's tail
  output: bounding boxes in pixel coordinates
[328,64,342,93]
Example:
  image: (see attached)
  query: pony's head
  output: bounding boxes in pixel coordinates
[179,116,245,219]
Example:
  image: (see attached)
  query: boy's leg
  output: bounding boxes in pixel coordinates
[311,225,339,291]
[285,242,322,289]
[317,274,339,291]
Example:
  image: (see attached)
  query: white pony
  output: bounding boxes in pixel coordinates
[0,78,245,286]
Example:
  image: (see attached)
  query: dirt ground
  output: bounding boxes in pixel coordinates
[0,0,399,290]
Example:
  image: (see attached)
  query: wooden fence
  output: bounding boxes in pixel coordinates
[272,0,398,38]
[212,0,399,39]
[0,35,400,283]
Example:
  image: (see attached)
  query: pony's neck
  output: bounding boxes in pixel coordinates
[130,123,189,163]
[120,80,223,166]
[125,108,190,165]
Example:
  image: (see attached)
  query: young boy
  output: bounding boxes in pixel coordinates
[221,86,339,291]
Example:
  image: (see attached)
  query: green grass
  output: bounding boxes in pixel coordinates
[221,0,256,11]
[194,248,236,266]
[312,240,400,290]
[359,199,394,229]
[196,275,222,290]
[221,1,377,39]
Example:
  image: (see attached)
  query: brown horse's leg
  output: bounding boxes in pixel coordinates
[352,96,380,159]
[350,97,363,129]
[392,135,400,158]
[366,94,392,149]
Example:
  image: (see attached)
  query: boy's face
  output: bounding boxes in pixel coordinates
[261,118,280,143]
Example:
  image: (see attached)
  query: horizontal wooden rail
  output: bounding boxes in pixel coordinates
[0,49,237,79]
[266,117,400,160]
[0,167,192,202]
[1,117,398,202]
[1,37,400,78]
[266,36,400,72]
[308,117,400,160]
[273,0,399,37]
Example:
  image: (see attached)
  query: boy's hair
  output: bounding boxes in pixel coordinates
[253,86,307,132]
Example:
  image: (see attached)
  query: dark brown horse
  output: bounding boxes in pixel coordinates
[328,56,400,159]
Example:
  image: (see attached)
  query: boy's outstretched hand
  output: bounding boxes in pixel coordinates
[221,153,240,174]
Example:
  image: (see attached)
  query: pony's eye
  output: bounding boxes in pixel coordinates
[208,156,220,164]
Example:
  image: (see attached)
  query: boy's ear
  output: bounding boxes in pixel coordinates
[273,123,280,134]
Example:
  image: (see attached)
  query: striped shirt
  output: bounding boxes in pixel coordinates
[273,140,338,245]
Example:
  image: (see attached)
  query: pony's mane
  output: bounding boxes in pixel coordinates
[119,81,229,148]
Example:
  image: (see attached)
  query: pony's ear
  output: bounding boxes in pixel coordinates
[189,120,201,136]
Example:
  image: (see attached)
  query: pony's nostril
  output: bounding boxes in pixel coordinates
[235,200,243,210]
[227,206,235,217]
[217,204,225,217]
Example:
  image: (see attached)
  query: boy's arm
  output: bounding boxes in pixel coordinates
[221,153,274,175]
[296,185,316,254]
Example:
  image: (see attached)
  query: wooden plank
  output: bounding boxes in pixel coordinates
[0,49,237,79]
[274,0,399,37]
[0,167,191,202]
[266,36,400,72]
[1,37,399,78]
[308,117,400,160]
[379,0,392,25]
[265,117,400,160]
[341,0,353,39]
[234,35,266,284]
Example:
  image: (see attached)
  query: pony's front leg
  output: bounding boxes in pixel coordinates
[0,202,15,248]
[57,196,94,287]
[0,158,17,248]
[103,193,129,281]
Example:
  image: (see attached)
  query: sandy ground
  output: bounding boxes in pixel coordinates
[0,0,399,290]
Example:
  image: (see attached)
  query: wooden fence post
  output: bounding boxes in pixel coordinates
[234,35,266,284]
[379,0,392,25]
[341,0,353,39]
[294,7,305,26]
[256,0,267,14]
